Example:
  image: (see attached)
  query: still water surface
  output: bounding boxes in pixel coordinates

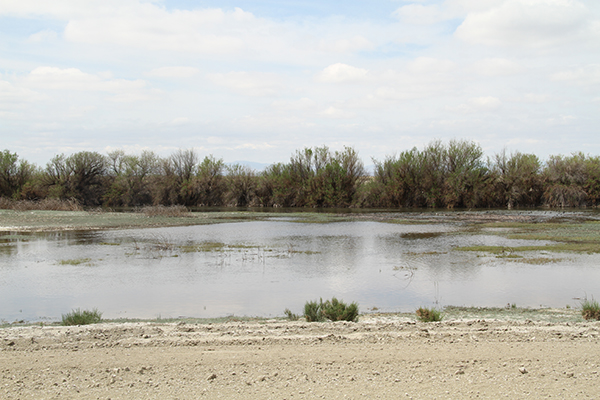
[2,218,600,322]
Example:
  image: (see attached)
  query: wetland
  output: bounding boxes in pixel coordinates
[2,208,600,323]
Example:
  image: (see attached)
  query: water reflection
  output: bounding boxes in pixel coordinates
[1,219,600,322]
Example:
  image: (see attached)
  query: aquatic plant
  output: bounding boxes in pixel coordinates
[61,308,103,326]
[416,306,443,322]
[303,297,359,322]
[581,296,600,320]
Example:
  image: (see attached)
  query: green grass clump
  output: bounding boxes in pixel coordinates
[61,308,103,326]
[416,307,443,322]
[581,297,600,320]
[58,258,92,265]
[303,297,359,322]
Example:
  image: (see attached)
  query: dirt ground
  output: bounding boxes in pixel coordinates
[2,315,599,399]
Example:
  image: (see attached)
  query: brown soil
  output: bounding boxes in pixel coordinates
[2,315,599,399]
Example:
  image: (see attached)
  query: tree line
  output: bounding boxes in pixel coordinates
[1,140,600,209]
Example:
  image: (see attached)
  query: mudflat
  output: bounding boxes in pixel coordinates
[2,314,600,399]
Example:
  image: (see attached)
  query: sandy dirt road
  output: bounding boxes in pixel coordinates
[2,316,600,399]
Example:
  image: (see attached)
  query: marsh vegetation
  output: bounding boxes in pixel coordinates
[2,209,600,322]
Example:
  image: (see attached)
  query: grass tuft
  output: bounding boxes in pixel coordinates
[61,308,103,326]
[416,306,443,322]
[303,297,359,322]
[581,297,600,320]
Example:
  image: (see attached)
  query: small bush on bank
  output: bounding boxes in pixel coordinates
[321,297,359,322]
[416,307,443,322]
[303,297,359,322]
[284,308,299,321]
[304,300,323,322]
[61,308,103,326]
[581,297,600,320]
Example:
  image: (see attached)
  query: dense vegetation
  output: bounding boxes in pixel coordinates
[2,140,600,209]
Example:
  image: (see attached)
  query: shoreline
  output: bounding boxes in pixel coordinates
[2,311,599,399]
[0,306,589,329]
[1,208,599,234]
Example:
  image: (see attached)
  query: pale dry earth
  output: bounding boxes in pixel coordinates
[2,315,600,399]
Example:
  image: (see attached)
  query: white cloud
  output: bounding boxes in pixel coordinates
[320,106,354,119]
[506,137,541,145]
[547,114,577,125]
[550,65,600,85]
[234,142,275,150]
[406,57,455,74]
[207,71,283,96]
[170,117,190,125]
[28,30,59,42]
[2,1,600,165]
[446,96,502,114]
[521,93,552,103]
[21,67,158,102]
[0,0,125,19]
[0,80,47,106]
[25,67,145,91]
[317,35,374,53]
[455,0,594,48]
[446,103,474,114]
[472,58,522,76]
[146,67,200,78]
[64,7,248,54]
[393,4,450,25]
[316,63,369,83]
[271,98,317,111]
[371,58,457,102]
[469,96,502,110]
[445,0,506,14]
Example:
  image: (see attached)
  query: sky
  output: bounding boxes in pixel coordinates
[1,0,599,168]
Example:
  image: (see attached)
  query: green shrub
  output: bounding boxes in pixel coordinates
[416,307,442,322]
[321,297,359,322]
[61,308,103,326]
[304,300,324,322]
[581,297,600,320]
[284,308,299,321]
[303,297,359,322]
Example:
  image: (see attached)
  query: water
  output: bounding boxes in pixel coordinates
[2,218,600,322]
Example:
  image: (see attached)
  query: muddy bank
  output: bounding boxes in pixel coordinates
[1,208,599,233]
[2,314,600,399]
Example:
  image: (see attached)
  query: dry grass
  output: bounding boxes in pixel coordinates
[140,205,189,217]
[0,198,83,211]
